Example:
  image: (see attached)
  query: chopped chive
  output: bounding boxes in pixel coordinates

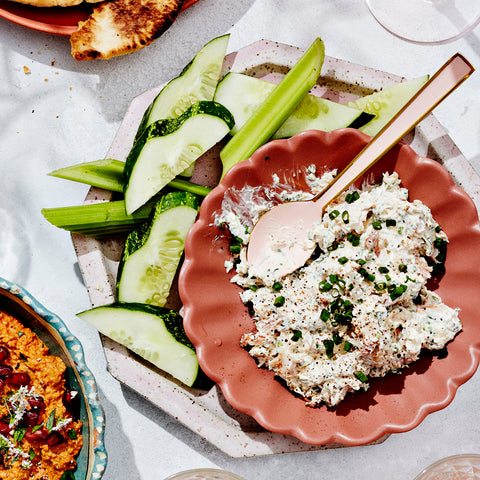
[272,281,283,292]
[274,296,285,307]
[375,282,386,291]
[333,333,342,345]
[249,285,259,291]
[338,256,348,265]
[291,330,302,341]
[356,258,366,265]
[323,339,335,358]
[343,341,352,352]
[329,274,339,284]
[435,225,442,233]
[378,266,389,274]
[388,284,408,301]
[319,281,333,292]
[67,429,77,440]
[358,267,375,282]
[329,209,340,220]
[386,219,397,227]
[398,264,407,272]
[341,210,350,224]
[355,371,368,382]
[347,232,360,247]
[345,191,360,203]
[229,244,241,254]
[320,309,330,322]
[372,220,382,230]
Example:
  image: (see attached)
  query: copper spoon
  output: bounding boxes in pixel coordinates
[246,53,474,280]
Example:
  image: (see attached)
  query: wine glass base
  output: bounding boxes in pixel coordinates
[366,0,480,44]
[414,454,480,480]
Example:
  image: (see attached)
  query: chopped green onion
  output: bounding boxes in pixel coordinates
[398,264,407,272]
[320,309,330,322]
[272,281,283,292]
[375,282,386,291]
[347,232,360,246]
[372,220,382,230]
[338,256,348,265]
[274,296,285,307]
[358,267,375,282]
[386,219,397,227]
[323,339,334,358]
[341,210,350,224]
[229,244,241,254]
[345,191,360,203]
[378,266,389,274]
[388,284,408,300]
[291,330,302,341]
[355,371,368,382]
[67,429,77,440]
[343,341,352,352]
[329,209,340,220]
[319,281,333,292]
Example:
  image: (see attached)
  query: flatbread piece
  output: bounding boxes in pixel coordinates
[9,0,101,8]
[70,0,185,61]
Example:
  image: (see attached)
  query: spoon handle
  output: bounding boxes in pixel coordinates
[316,53,475,209]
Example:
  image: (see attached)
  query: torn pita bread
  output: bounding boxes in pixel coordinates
[70,0,185,61]
[10,0,101,7]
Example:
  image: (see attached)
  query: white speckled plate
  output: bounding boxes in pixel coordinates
[0,277,107,479]
[71,40,480,457]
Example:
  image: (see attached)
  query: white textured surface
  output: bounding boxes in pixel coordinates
[1,1,479,479]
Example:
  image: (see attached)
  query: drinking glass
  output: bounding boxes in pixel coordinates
[365,0,480,44]
[414,454,480,480]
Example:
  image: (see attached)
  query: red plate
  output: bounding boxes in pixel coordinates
[179,128,480,446]
[0,0,200,36]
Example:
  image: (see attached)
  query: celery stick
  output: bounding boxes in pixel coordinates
[41,200,153,236]
[49,159,125,193]
[48,159,212,197]
[219,37,325,178]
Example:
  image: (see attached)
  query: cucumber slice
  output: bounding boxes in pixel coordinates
[124,101,234,215]
[136,34,230,137]
[346,74,429,136]
[219,37,325,178]
[77,303,199,387]
[214,72,371,137]
[117,192,199,306]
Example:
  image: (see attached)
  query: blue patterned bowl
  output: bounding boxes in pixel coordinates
[0,277,107,480]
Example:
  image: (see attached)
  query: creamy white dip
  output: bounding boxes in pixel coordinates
[216,170,461,407]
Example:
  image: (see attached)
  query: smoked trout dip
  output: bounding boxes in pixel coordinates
[215,168,462,407]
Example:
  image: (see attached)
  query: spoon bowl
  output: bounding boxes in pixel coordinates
[247,52,474,279]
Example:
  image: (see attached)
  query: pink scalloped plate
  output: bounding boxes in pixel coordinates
[179,128,480,446]
[0,0,200,36]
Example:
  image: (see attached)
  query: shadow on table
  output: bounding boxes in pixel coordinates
[0,0,256,123]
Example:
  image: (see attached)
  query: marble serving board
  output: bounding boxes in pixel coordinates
[72,39,480,458]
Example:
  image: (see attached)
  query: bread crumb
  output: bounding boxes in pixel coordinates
[23,66,31,74]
